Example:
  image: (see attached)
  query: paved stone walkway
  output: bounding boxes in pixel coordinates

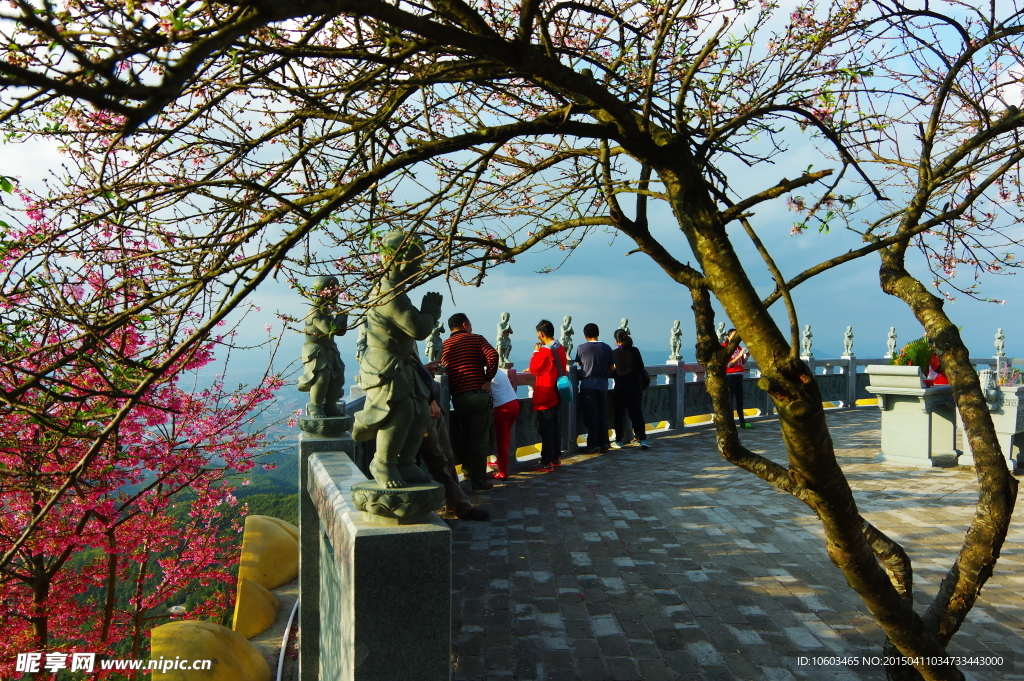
[449,409,1024,681]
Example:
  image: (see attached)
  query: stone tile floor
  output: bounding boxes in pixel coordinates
[450,409,1024,681]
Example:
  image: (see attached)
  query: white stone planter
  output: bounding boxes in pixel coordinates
[865,365,958,468]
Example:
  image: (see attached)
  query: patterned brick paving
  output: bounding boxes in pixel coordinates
[449,409,1024,681]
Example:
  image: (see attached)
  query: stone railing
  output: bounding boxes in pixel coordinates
[337,355,1003,470]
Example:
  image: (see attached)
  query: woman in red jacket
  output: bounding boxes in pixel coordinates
[528,319,568,472]
[724,329,753,430]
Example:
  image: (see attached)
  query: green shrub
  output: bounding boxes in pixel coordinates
[890,336,933,369]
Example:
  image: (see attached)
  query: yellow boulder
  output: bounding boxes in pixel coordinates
[150,620,271,681]
[232,577,280,639]
[238,515,298,590]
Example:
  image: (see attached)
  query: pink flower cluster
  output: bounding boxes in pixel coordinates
[0,314,283,674]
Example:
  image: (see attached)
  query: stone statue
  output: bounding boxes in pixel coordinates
[560,315,575,360]
[297,276,347,420]
[885,327,898,358]
[496,312,513,369]
[352,231,443,490]
[619,318,631,336]
[669,320,683,362]
[355,319,368,363]
[716,321,727,344]
[995,328,1006,357]
[426,320,444,363]
[842,326,854,357]
[352,319,368,387]
[801,324,813,358]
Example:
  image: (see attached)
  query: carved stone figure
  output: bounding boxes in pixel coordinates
[886,327,898,358]
[426,320,444,363]
[560,315,575,360]
[801,324,813,358]
[995,328,1006,357]
[355,320,368,363]
[669,320,683,362]
[297,276,347,420]
[843,326,854,357]
[618,318,631,336]
[496,312,513,369]
[716,321,727,344]
[352,231,443,490]
[353,319,368,386]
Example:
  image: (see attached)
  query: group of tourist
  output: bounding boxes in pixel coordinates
[415,315,653,521]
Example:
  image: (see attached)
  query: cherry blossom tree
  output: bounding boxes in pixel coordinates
[0,305,282,674]
[2,1,1024,678]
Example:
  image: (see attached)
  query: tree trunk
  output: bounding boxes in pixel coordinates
[879,253,1018,667]
[647,163,967,680]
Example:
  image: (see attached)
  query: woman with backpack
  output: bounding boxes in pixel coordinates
[611,328,650,449]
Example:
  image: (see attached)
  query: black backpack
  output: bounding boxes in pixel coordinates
[634,347,651,390]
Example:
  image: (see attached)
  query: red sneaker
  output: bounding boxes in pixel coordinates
[490,471,508,480]
[552,459,563,467]
[530,462,554,472]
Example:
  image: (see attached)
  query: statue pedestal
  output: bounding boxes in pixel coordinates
[298,414,354,437]
[351,481,445,524]
[300,433,451,681]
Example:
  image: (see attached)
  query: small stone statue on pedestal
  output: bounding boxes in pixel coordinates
[995,328,1006,358]
[560,315,575,360]
[842,326,854,357]
[801,324,813,358]
[716,321,727,344]
[426,320,444,363]
[885,327,898,358]
[669,320,683,362]
[496,312,513,369]
[297,276,350,438]
[619,318,631,336]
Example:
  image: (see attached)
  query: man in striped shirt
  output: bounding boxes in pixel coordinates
[442,313,500,491]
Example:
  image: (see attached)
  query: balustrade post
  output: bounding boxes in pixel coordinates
[506,369,518,466]
[562,364,580,452]
[668,360,685,429]
[846,361,858,410]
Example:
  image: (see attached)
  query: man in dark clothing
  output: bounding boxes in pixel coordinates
[441,313,500,491]
[414,358,489,521]
[575,323,614,453]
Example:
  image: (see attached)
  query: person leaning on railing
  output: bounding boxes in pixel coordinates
[528,319,568,472]
[611,329,650,449]
[489,367,520,480]
[441,313,500,492]
[724,328,754,430]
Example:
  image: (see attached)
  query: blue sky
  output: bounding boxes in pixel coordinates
[5,111,1020,389]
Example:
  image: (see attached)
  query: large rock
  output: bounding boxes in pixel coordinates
[232,577,280,639]
[238,515,298,590]
[150,620,271,681]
